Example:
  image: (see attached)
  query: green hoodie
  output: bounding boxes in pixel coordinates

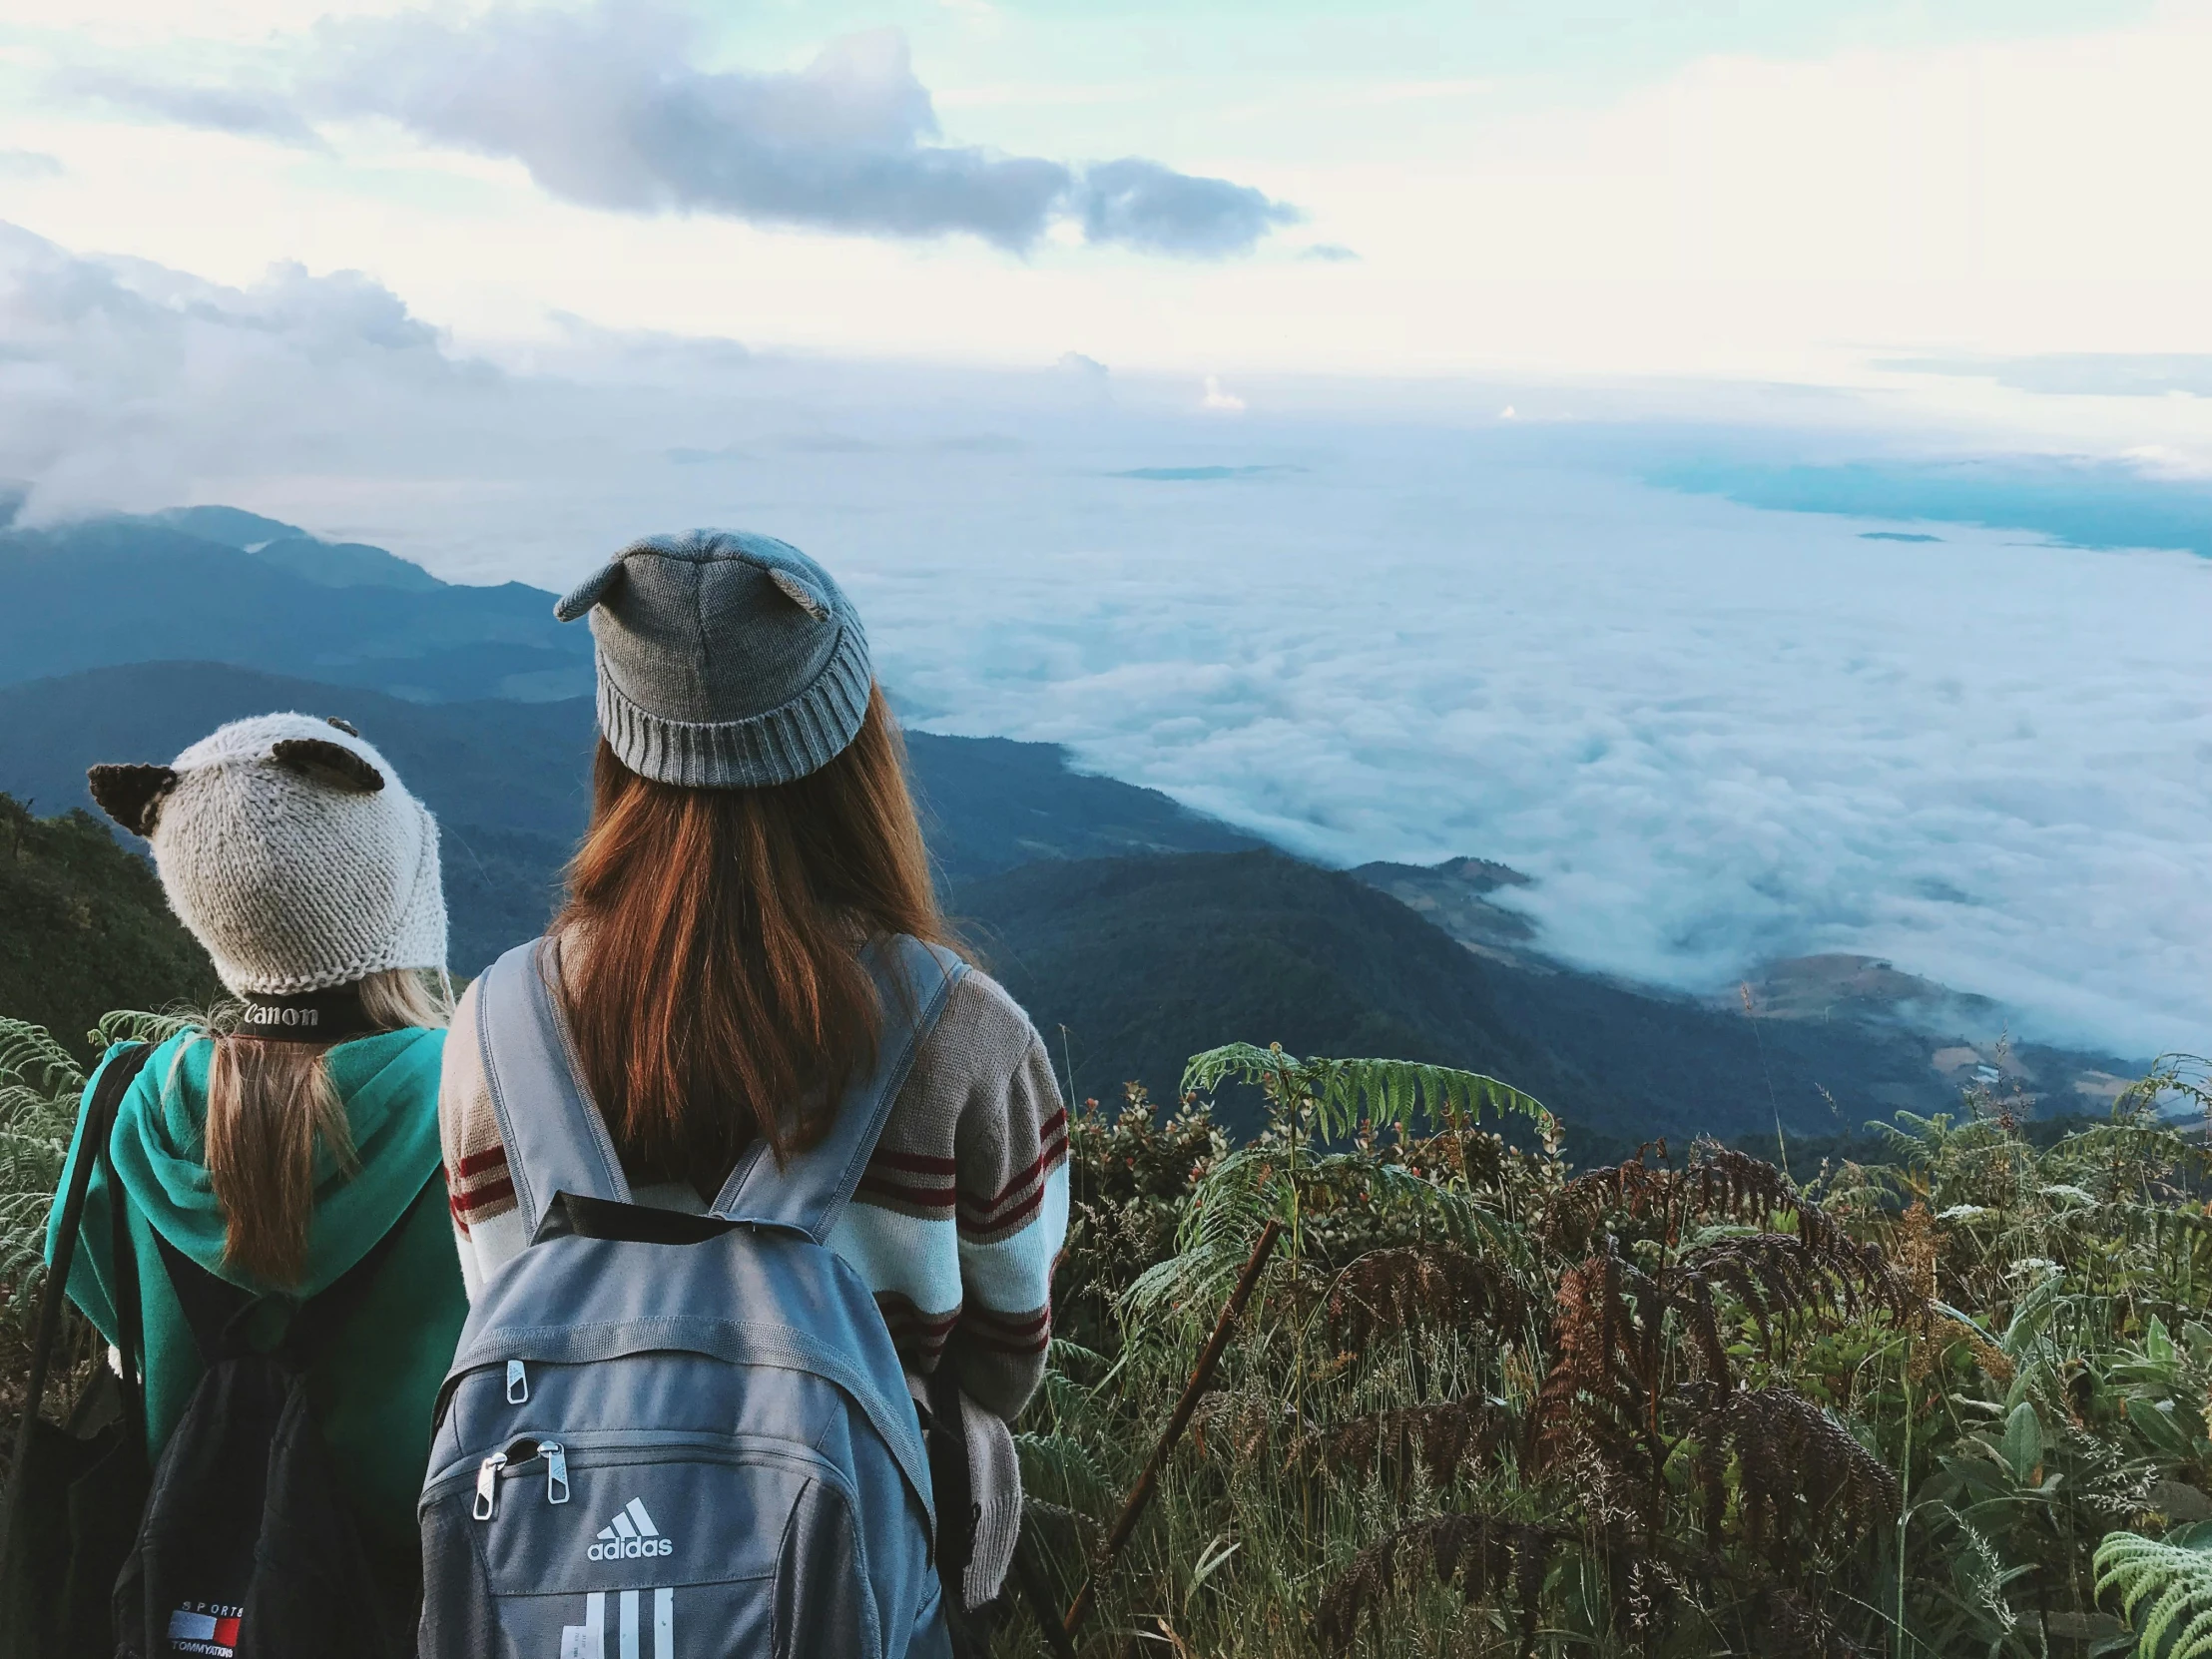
[45,1027,468,1552]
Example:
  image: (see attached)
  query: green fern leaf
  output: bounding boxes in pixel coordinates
[2095,1530,2212,1658]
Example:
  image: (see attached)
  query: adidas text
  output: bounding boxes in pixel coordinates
[587,1536,673,1560]
[588,1497,672,1559]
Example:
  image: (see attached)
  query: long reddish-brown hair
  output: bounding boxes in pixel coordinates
[552,686,953,1194]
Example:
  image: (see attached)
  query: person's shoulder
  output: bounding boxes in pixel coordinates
[80,1029,188,1108]
[898,958,1048,1105]
[938,960,1043,1052]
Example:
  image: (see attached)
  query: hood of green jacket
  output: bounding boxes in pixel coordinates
[105,1026,446,1296]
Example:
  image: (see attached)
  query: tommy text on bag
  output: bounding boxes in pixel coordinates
[166,1604,243,1657]
[558,1589,673,1659]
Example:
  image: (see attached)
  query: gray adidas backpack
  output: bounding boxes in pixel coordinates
[417,934,964,1659]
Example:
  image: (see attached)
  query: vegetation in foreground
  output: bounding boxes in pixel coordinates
[3,1008,2210,1657]
[1017,1044,2212,1658]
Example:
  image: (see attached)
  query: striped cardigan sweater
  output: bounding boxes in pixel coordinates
[437,958,1069,1421]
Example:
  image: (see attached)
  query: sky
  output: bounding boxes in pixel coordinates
[1,0,2209,1058]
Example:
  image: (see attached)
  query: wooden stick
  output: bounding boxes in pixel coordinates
[1062,1218,1284,1641]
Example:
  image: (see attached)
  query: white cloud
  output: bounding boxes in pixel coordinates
[1200,374,1246,412]
[2,221,2208,1059]
[33,5,1299,257]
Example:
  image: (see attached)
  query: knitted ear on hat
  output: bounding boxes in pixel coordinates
[554,557,626,623]
[87,764,180,837]
[270,738,384,793]
[766,566,831,621]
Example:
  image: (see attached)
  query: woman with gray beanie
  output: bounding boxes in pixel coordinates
[437,532,1066,1653]
[48,713,468,1634]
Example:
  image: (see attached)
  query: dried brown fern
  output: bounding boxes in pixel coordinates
[1543,1140,1859,1262]
[1692,1386,1900,1567]
[1530,1245,1688,1516]
[1315,1511,1558,1656]
[1683,1226,1903,1349]
[1326,1243,1533,1349]
[1296,1397,1519,1489]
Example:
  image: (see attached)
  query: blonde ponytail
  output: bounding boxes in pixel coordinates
[202,967,449,1285]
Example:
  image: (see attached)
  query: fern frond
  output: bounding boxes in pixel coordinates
[0,1017,84,1100]
[1315,1511,1558,1657]
[1124,1143,1285,1318]
[1181,1042,1306,1104]
[1179,1044,1551,1139]
[1304,1057,1551,1140]
[90,1007,206,1053]
[1327,1243,1534,1348]
[2096,1530,2212,1658]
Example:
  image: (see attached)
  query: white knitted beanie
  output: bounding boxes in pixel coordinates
[88,712,447,995]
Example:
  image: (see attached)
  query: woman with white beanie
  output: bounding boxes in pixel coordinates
[44,711,467,1636]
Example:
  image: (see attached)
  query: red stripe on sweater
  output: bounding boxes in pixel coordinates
[961,1305,1050,1338]
[449,1174,515,1217]
[452,1146,509,1179]
[856,1174,959,1211]
[969,1112,1068,1206]
[879,1307,963,1338]
[958,1180,1053,1238]
[958,1134,1069,1230]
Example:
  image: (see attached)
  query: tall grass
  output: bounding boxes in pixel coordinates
[1015,1045,2212,1658]
[1,1010,2207,1654]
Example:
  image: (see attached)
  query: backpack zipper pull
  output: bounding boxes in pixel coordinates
[473,1452,507,1521]
[506,1360,529,1404]
[542,1440,569,1505]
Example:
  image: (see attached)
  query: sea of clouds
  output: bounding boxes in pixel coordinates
[4,224,2208,1057]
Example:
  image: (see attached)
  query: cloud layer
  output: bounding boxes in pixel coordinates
[59,6,1297,256]
[3,224,2207,1060]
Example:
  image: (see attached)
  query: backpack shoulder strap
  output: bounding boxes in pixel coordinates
[5,1040,156,1525]
[709,936,966,1243]
[476,936,632,1238]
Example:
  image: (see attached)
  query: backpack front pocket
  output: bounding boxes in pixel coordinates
[423,1434,879,1659]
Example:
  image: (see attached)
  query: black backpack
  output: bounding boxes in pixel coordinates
[112,1177,432,1659]
[0,1041,157,1659]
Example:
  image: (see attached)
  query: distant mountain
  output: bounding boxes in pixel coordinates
[955,850,2136,1150]
[0,794,220,1059]
[140,507,441,590]
[0,661,1262,974]
[898,732,1260,876]
[0,505,2138,1146]
[1351,854,1540,963]
[0,516,591,702]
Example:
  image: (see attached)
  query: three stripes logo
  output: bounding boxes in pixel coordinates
[559,1588,674,1659]
[588,1497,674,1559]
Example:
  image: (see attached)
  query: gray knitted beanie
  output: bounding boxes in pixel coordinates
[554,529,872,789]
[86,713,447,995]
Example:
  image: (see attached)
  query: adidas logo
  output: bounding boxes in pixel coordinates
[560,1588,673,1659]
[586,1497,674,1559]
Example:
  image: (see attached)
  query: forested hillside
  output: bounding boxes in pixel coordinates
[953,849,2090,1149]
[0,517,591,702]
[0,660,1258,973]
[0,796,218,1059]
